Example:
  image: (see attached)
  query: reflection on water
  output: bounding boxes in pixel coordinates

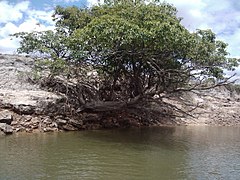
[175,126,240,180]
[0,126,240,179]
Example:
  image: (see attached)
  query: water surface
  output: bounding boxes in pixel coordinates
[0,126,240,179]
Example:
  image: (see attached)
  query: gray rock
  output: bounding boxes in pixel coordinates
[69,119,83,128]
[14,105,35,114]
[0,54,62,117]
[0,55,66,133]
[56,118,67,125]
[42,118,53,125]
[0,110,13,125]
[62,124,77,131]
[0,123,13,134]
[43,127,56,132]
[0,54,37,90]
[25,128,33,133]
[49,122,57,128]
[0,131,4,135]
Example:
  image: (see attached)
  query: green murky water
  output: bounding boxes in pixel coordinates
[0,126,240,179]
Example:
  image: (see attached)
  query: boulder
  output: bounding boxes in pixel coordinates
[14,104,35,115]
[43,127,57,132]
[62,124,77,131]
[0,123,13,134]
[69,119,83,128]
[56,118,67,125]
[0,110,13,125]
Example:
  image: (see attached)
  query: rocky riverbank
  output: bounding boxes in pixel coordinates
[0,54,240,135]
[174,87,240,126]
[0,54,162,134]
[0,54,59,134]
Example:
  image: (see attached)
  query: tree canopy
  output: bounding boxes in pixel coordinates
[12,0,239,115]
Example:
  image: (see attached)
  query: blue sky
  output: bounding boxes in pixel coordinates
[0,0,240,60]
[10,0,88,10]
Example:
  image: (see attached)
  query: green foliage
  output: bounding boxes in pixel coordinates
[11,0,239,100]
[35,58,68,75]
[12,30,69,59]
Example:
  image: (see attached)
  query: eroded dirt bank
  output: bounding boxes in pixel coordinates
[0,54,239,135]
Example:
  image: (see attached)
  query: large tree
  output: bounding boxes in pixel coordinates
[12,0,239,117]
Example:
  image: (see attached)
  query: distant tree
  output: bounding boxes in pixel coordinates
[12,0,239,116]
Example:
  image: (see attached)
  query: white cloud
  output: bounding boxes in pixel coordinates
[1,0,240,60]
[0,23,18,38]
[0,1,30,24]
[0,17,55,54]
[87,0,104,6]
[18,18,55,32]
[0,22,19,53]
[26,9,55,26]
[0,1,55,54]
[164,0,240,58]
[164,0,208,30]
[54,0,80,2]
[0,38,19,54]
[220,28,240,57]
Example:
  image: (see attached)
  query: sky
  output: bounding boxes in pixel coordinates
[0,0,239,59]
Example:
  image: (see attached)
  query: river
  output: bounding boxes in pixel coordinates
[0,126,240,179]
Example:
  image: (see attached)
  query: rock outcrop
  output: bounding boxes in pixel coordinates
[0,110,13,124]
[0,54,64,134]
[0,123,13,134]
[0,54,240,134]
[0,54,136,134]
[177,87,240,126]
